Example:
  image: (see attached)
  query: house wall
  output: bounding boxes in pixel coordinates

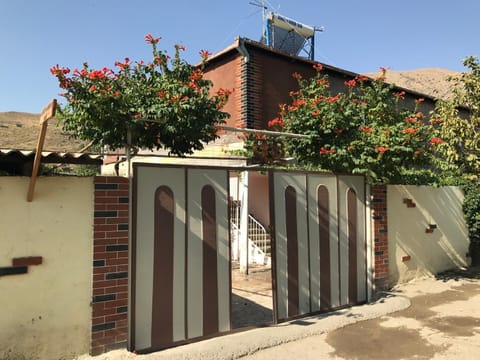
[204,40,437,133]
[254,48,355,129]
[0,177,94,360]
[248,172,270,227]
[203,51,243,128]
[251,48,437,128]
[387,185,469,285]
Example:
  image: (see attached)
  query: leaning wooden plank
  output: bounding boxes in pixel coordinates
[27,99,57,202]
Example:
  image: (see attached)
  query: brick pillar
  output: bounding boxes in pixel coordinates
[91,176,129,355]
[371,185,389,292]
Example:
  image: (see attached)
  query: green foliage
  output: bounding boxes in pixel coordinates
[51,35,232,155]
[271,66,440,184]
[463,181,480,247]
[41,164,100,176]
[432,56,480,178]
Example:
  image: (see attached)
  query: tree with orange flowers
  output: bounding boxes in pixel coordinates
[51,34,232,155]
[275,65,441,183]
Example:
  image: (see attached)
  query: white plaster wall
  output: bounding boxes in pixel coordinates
[248,172,270,227]
[387,185,469,285]
[0,177,93,360]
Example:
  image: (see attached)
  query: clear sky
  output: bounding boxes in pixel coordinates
[1,0,478,113]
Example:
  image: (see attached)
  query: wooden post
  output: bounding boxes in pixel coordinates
[27,99,57,202]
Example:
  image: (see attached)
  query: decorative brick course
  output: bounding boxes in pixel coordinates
[371,185,389,292]
[91,176,129,356]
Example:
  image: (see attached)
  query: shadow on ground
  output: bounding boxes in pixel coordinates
[435,265,480,281]
[231,293,273,328]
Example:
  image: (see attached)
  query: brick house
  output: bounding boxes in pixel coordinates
[202,37,437,133]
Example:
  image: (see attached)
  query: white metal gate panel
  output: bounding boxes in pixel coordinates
[131,165,230,352]
[270,171,367,322]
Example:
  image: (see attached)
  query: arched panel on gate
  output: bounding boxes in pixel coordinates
[347,188,358,305]
[152,185,175,348]
[285,185,299,318]
[317,185,331,310]
[201,185,219,336]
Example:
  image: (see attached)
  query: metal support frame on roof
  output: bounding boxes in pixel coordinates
[263,12,323,61]
[27,99,57,202]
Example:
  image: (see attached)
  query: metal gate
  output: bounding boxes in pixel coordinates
[131,164,231,352]
[270,171,367,322]
[131,165,368,352]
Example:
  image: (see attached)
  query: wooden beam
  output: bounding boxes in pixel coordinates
[27,99,57,202]
[39,99,57,124]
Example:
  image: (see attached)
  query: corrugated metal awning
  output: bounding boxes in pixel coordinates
[0,149,103,165]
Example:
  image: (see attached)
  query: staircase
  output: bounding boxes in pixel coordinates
[247,216,271,258]
[230,201,271,264]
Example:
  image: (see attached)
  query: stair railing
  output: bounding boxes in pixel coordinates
[230,201,270,256]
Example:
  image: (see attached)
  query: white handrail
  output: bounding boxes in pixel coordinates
[230,201,271,256]
[248,215,270,255]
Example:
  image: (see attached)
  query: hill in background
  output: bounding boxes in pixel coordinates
[0,111,86,151]
[366,68,460,100]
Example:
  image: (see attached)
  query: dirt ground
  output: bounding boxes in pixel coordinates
[246,266,480,360]
[78,266,480,360]
[231,263,273,328]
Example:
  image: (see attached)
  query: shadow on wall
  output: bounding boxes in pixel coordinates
[388,185,469,285]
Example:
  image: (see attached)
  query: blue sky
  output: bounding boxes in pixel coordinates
[1,0,478,113]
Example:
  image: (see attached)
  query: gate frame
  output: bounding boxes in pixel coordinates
[129,163,373,353]
[268,169,371,324]
[130,163,237,353]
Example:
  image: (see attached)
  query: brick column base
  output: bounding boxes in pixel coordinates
[91,176,129,355]
[371,185,390,292]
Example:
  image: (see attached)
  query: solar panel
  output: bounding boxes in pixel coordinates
[262,12,316,59]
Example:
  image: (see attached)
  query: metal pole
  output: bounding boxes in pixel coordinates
[239,171,249,274]
[217,125,310,139]
[133,118,311,139]
[365,183,373,301]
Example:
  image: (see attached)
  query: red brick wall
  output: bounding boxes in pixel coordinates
[371,185,389,291]
[203,52,243,128]
[91,176,129,355]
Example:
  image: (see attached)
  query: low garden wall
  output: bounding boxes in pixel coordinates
[387,185,469,285]
[0,177,94,360]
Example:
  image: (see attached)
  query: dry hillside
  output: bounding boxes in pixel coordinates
[366,68,460,100]
[0,111,86,151]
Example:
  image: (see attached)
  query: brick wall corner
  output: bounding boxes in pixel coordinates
[91,176,129,355]
[371,184,390,293]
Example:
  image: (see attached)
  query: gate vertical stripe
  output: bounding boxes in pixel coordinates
[347,189,358,305]
[201,185,219,336]
[151,186,174,348]
[317,185,331,310]
[285,186,299,318]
